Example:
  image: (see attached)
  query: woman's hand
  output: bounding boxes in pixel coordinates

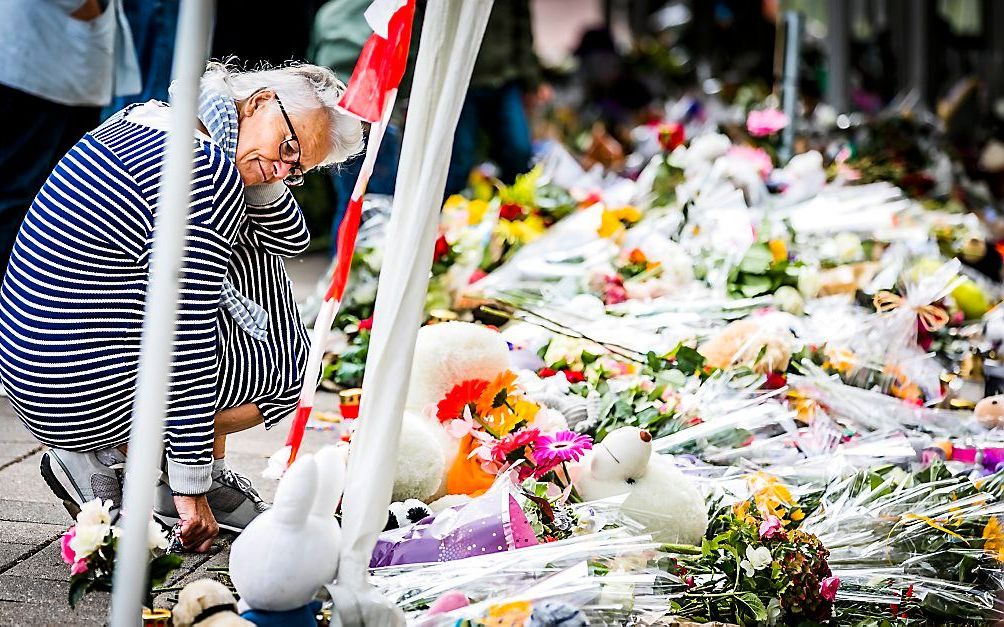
[173,495,219,552]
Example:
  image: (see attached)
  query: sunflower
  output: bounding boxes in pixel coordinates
[437,379,489,423]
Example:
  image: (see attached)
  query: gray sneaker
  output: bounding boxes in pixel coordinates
[153,465,268,532]
[39,448,126,521]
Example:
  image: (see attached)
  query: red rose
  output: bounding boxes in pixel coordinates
[563,370,586,384]
[764,372,787,389]
[538,367,557,378]
[358,317,374,330]
[499,202,524,221]
[657,122,685,152]
[433,234,450,260]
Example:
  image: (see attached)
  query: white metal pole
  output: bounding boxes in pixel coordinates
[109,1,214,624]
[779,11,802,163]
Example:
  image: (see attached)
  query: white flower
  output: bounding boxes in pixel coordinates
[796,266,822,298]
[147,521,169,551]
[740,545,772,577]
[529,407,568,434]
[76,498,112,528]
[685,133,731,164]
[833,232,864,263]
[69,523,110,559]
[766,597,782,625]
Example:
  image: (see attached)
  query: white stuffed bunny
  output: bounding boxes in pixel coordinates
[229,446,346,625]
[573,427,708,544]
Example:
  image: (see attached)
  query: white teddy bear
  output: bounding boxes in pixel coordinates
[573,427,708,545]
[392,322,511,502]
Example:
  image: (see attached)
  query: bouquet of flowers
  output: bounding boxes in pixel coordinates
[60,499,181,608]
[434,368,594,496]
[656,501,838,625]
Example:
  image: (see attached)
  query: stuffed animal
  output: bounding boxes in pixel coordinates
[229,446,345,626]
[173,579,252,627]
[573,427,708,544]
[975,395,1004,428]
[393,322,511,502]
[699,318,794,375]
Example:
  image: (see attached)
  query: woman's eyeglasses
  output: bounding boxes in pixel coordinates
[273,93,304,187]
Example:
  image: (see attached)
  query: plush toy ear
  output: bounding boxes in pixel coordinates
[272,454,318,526]
[312,445,348,518]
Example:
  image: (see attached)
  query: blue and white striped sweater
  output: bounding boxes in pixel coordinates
[0,99,310,494]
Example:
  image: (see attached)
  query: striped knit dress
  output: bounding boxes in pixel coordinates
[0,96,310,494]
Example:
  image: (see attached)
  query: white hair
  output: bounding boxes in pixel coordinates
[200,60,364,166]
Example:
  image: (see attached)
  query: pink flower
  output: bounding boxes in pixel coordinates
[746,109,789,137]
[60,527,77,565]
[819,576,840,601]
[758,515,783,539]
[728,145,774,178]
[532,431,593,465]
[70,559,89,576]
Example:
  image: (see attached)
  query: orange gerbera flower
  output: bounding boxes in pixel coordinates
[437,379,489,422]
[476,371,519,435]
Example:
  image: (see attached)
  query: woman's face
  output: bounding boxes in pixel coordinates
[235,89,331,186]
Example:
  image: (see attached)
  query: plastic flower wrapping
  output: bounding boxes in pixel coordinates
[293,101,1004,625]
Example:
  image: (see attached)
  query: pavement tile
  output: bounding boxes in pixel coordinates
[4,540,68,582]
[0,543,35,572]
[0,598,108,626]
[0,521,65,547]
[0,500,70,526]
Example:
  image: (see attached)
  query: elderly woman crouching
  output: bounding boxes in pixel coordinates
[0,62,362,551]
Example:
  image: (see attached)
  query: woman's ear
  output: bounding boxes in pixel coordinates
[242,89,275,117]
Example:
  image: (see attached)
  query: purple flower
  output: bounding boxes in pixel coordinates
[532,430,593,465]
[746,109,789,137]
[758,515,783,539]
[819,576,840,601]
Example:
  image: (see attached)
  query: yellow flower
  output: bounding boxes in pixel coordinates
[513,399,540,425]
[485,601,532,627]
[984,516,1004,562]
[443,194,466,212]
[768,239,788,263]
[497,215,546,244]
[823,346,857,374]
[787,389,818,424]
[467,199,489,225]
[598,206,642,239]
[746,472,800,524]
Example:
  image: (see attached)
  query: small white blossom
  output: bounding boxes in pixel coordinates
[740,545,772,577]
[147,521,169,551]
[76,498,112,528]
[69,523,110,559]
[767,597,782,625]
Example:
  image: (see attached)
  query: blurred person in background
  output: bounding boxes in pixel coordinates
[0,0,140,275]
[102,0,180,120]
[309,0,402,255]
[0,62,362,551]
[443,0,548,196]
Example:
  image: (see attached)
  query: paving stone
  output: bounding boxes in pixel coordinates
[0,543,35,572]
[0,449,60,505]
[0,598,107,626]
[0,521,65,547]
[0,500,70,526]
[0,442,43,470]
[4,540,68,582]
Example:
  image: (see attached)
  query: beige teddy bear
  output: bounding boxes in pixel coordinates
[975,395,1004,429]
[699,318,794,375]
[173,579,252,627]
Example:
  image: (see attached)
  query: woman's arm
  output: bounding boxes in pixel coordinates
[159,147,245,496]
[241,183,311,257]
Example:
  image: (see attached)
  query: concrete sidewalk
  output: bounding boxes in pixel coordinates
[0,254,346,625]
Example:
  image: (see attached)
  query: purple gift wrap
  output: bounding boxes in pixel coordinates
[370,486,538,568]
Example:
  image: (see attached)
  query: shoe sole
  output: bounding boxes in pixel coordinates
[39,452,83,520]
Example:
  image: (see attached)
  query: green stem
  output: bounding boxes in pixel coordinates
[659,543,702,555]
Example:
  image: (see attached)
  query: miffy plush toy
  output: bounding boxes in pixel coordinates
[975,395,1004,428]
[573,427,708,544]
[229,446,346,626]
[173,579,253,627]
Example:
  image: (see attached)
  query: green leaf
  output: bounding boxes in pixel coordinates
[735,592,768,623]
[739,245,773,273]
[740,275,772,297]
[68,575,91,609]
[673,345,706,376]
[148,554,183,588]
[580,351,599,365]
